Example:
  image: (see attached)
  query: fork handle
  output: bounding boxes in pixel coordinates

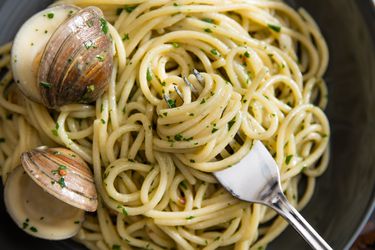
[270,192,333,250]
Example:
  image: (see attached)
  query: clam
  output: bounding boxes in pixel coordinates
[4,147,97,240]
[11,5,113,109]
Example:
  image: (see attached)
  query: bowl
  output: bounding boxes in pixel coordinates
[0,0,374,249]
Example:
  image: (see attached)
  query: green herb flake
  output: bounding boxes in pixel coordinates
[285,155,293,165]
[210,49,218,56]
[190,159,195,163]
[87,85,95,92]
[122,33,129,41]
[160,81,166,86]
[174,134,183,141]
[211,128,218,133]
[30,226,38,232]
[267,24,281,32]
[301,166,307,173]
[228,118,236,131]
[0,138,5,143]
[214,236,220,241]
[189,113,194,116]
[57,177,66,188]
[58,165,67,171]
[99,18,109,34]
[200,99,206,104]
[112,245,121,250]
[146,68,153,81]
[51,129,58,136]
[244,51,250,58]
[101,119,106,124]
[84,40,95,49]
[47,13,54,19]
[204,28,213,33]
[202,17,214,23]
[124,6,136,13]
[186,216,195,220]
[39,81,51,89]
[74,220,80,224]
[122,207,128,216]
[167,99,176,108]
[96,54,105,62]
[172,42,180,48]
[173,3,179,6]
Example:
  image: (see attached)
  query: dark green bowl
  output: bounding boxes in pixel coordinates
[0,0,374,249]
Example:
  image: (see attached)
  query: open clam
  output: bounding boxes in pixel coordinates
[11,4,114,109]
[4,147,97,240]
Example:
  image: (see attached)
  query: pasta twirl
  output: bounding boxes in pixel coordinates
[0,0,330,249]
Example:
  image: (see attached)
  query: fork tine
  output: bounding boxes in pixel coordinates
[163,94,174,108]
[193,68,204,84]
[174,85,184,100]
[183,76,199,96]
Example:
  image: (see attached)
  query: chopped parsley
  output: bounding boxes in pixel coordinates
[57,177,66,188]
[174,134,183,141]
[172,42,180,48]
[84,40,96,49]
[267,24,281,32]
[210,49,218,55]
[39,81,51,89]
[190,159,195,163]
[186,216,195,220]
[47,13,54,19]
[125,6,136,13]
[146,68,153,81]
[74,221,80,224]
[204,28,213,33]
[87,85,95,92]
[117,205,128,216]
[244,51,250,58]
[0,138,5,143]
[202,17,214,23]
[99,18,109,34]
[200,99,206,104]
[122,33,129,41]
[96,54,105,62]
[101,119,106,124]
[227,118,236,131]
[30,226,38,233]
[285,155,293,165]
[167,99,176,108]
[211,128,218,133]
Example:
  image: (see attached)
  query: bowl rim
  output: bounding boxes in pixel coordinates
[344,2,375,248]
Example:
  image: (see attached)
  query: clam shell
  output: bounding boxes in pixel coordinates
[20,147,98,212]
[38,6,114,109]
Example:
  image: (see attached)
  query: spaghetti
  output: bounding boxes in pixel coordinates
[0,0,329,249]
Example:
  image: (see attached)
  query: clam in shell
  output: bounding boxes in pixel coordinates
[11,5,114,109]
[38,6,114,109]
[20,146,98,212]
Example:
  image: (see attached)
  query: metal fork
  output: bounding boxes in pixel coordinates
[163,70,332,250]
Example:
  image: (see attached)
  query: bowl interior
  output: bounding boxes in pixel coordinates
[0,0,374,249]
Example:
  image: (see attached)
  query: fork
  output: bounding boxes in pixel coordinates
[163,70,333,250]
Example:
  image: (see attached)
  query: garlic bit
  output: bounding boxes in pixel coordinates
[4,147,98,240]
[11,5,114,109]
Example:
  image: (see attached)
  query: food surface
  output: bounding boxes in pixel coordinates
[0,0,330,249]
